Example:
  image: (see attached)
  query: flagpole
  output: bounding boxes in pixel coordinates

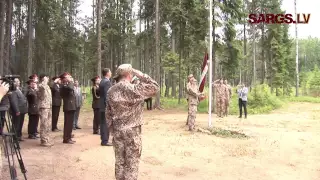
[208,0,213,127]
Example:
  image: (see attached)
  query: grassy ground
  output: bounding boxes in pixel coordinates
[81,85,320,115]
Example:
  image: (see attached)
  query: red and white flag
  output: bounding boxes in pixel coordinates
[198,52,208,101]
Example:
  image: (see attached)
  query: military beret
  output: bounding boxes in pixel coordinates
[188,74,194,79]
[29,74,38,79]
[26,79,36,85]
[59,72,71,79]
[39,74,49,80]
[113,64,133,79]
[52,76,59,81]
[91,76,100,82]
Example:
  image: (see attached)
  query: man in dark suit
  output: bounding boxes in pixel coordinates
[99,68,112,146]
[9,78,28,141]
[51,76,62,131]
[59,72,76,144]
[26,79,40,139]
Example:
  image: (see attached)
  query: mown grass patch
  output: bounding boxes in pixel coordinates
[208,127,248,139]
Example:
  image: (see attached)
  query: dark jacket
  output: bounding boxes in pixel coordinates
[98,77,111,112]
[9,89,28,114]
[0,94,10,111]
[60,82,76,112]
[51,83,62,106]
[26,88,39,115]
[92,85,100,109]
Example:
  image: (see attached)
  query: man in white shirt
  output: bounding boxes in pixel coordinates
[236,83,248,119]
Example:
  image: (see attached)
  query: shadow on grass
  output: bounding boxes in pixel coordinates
[204,127,249,139]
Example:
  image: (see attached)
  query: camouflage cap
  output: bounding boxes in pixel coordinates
[113,64,133,79]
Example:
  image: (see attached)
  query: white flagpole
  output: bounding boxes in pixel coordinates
[208,0,213,127]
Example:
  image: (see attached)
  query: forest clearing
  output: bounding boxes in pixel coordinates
[1,102,320,180]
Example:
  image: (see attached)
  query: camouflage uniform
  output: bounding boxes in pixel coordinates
[38,81,53,146]
[224,84,232,116]
[185,74,194,125]
[186,78,202,131]
[213,82,229,117]
[106,64,159,180]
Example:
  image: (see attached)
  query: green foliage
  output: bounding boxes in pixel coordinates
[284,96,320,103]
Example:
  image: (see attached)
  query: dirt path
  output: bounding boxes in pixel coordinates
[1,102,320,180]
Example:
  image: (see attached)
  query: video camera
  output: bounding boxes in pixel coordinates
[0,75,20,91]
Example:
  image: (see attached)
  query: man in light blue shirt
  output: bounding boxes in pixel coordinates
[236,83,248,119]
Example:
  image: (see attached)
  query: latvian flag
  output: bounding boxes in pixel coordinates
[199,52,208,101]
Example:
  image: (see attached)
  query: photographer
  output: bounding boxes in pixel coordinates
[0,76,10,135]
[0,81,10,176]
[9,78,28,141]
[237,83,248,119]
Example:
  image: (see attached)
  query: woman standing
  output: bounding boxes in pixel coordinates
[91,76,101,134]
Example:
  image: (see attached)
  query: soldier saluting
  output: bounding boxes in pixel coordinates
[59,72,76,144]
[106,64,159,180]
[37,74,54,147]
[26,79,40,139]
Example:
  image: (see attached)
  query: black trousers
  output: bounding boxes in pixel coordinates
[100,111,109,144]
[0,111,6,134]
[63,111,75,141]
[238,98,247,118]
[145,98,152,110]
[52,106,61,130]
[93,108,100,133]
[11,113,25,138]
[28,114,39,135]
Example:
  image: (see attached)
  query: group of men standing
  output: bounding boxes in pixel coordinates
[186,74,250,130]
[0,72,83,147]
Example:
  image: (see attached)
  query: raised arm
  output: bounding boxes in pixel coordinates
[93,86,100,98]
[37,84,45,101]
[133,70,160,99]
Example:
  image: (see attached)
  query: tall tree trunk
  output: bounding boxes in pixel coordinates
[5,0,13,74]
[27,0,33,75]
[0,0,5,75]
[154,0,160,108]
[96,0,102,75]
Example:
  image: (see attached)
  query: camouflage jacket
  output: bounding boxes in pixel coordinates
[214,83,229,100]
[37,82,52,109]
[106,74,159,131]
[186,81,201,105]
[226,84,232,99]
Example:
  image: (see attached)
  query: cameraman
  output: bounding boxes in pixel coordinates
[9,78,28,141]
[0,76,10,135]
[0,81,10,177]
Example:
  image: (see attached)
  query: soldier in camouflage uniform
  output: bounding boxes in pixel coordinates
[106,64,159,180]
[185,74,194,125]
[37,74,54,147]
[224,79,232,116]
[186,74,203,131]
[213,79,229,118]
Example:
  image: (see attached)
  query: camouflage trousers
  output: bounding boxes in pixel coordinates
[224,98,230,116]
[39,108,53,144]
[216,97,225,117]
[113,126,142,180]
[188,104,197,131]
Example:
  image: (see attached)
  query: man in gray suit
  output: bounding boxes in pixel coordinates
[99,68,112,146]
[73,80,82,130]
